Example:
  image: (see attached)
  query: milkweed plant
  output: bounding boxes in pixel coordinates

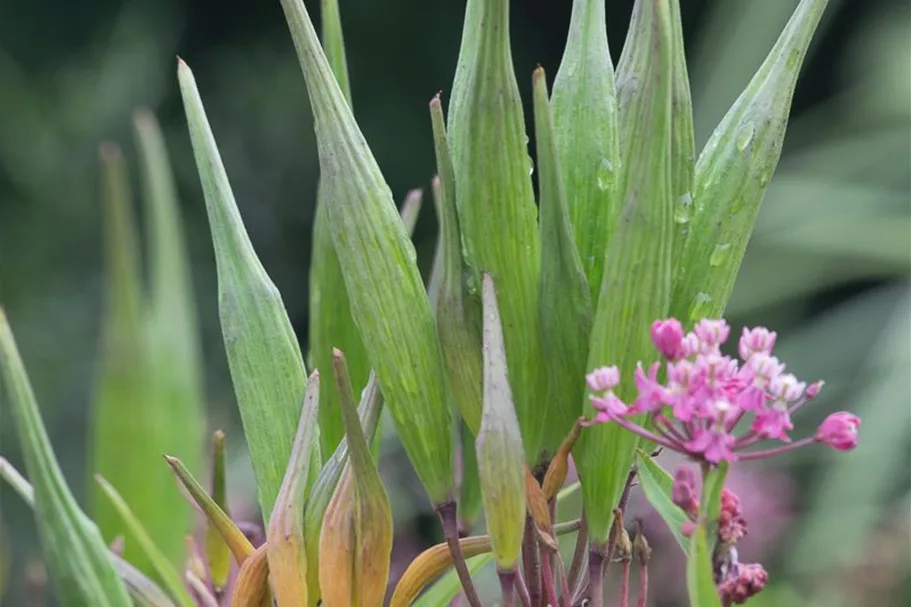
[0,0,862,605]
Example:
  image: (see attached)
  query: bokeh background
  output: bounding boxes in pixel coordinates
[1,0,909,605]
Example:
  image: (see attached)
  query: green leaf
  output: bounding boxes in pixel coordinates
[532,66,594,449]
[575,0,675,543]
[635,450,688,551]
[205,431,231,592]
[0,459,175,607]
[89,142,163,574]
[457,421,483,532]
[134,108,206,571]
[670,0,831,325]
[94,476,195,607]
[412,554,492,607]
[551,0,620,301]
[686,523,723,607]
[178,59,308,519]
[430,95,482,436]
[0,309,132,605]
[667,0,697,263]
[476,274,527,571]
[266,369,321,607]
[447,0,549,462]
[279,0,454,503]
[303,371,383,607]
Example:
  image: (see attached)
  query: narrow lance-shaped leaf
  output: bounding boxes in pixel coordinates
[635,450,688,551]
[134,108,207,571]
[666,0,697,263]
[575,0,675,544]
[164,455,255,564]
[458,421,483,531]
[447,0,549,462]
[551,0,621,300]
[309,0,368,458]
[279,0,454,502]
[303,371,383,607]
[670,0,831,324]
[178,60,308,518]
[476,274,527,571]
[90,142,161,573]
[686,524,723,607]
[532,66,594,448]
[0,309,132,605]
[319,349,393,607]
[266,369,321,607]
[0,458,177,607]
[430,95,482,435]
[206,431,231,593]
[94,476,196,607]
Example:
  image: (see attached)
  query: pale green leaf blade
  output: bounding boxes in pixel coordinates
[0,310,132,605]
[178,59,308,519]
[686,523,723,607]
[205,430,231,592]
[635,450,688,551]
[575,0,675,543]
[447,0,549,461]
[532,66,593,447]
[551,0,620,300]
[134,107,206,572]
[670,0,831,324]
[94,475,195,607]
[279,0,454,503]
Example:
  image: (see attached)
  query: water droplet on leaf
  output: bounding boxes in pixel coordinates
[710,243,731,267]
[736,124,755,153]
[596,158,614,192]
[675,192,693,224]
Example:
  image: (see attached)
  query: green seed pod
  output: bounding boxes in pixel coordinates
[178,60,308,519]
[447,0,549,463]
[670,0,831,324]
[575,0,675,544]
[532,66,594,449]
[475,274,527,571]
[279,0,454,503]
[551,0,621,301]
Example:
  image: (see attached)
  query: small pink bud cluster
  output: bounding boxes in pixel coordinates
[585,317,862,464]
[718,562,768,605]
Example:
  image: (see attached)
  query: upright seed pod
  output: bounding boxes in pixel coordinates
[279,0,455,503]
[575,0,676,544]
[670,0,831,324]
[447,0,549,463]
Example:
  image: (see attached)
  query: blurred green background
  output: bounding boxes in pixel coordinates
[0,0,908,605]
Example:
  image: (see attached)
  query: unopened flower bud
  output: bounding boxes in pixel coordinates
[614,524,632,561]
[632,522,651,567]
[671,466,699,515]
[718,488,748,545]
[815,412,861,451]
[651,318,685,360]
[805,380,824,399]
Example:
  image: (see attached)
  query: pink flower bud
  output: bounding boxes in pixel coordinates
[718,562,768,604]
[651,318,685,359]
[815,412,861,451]
[805,380,824,399]
[693,318,730,350]
[671,466,699,515]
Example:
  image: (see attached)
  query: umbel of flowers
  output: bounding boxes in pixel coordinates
[0,0,860,606]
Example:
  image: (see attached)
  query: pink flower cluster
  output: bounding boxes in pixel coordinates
[585,318,861,464]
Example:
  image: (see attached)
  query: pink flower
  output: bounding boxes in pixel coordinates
[651,318,685,360]
[628,362,665,414]
[736,354,785,411]
[738,326,777,361]
[665,359,698,421]
[586,366,620,391]
[685,425,737,463]
[815,412,861,451]
[751,404,793,442]
[590,392,628,421]
[693,318,730,352]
